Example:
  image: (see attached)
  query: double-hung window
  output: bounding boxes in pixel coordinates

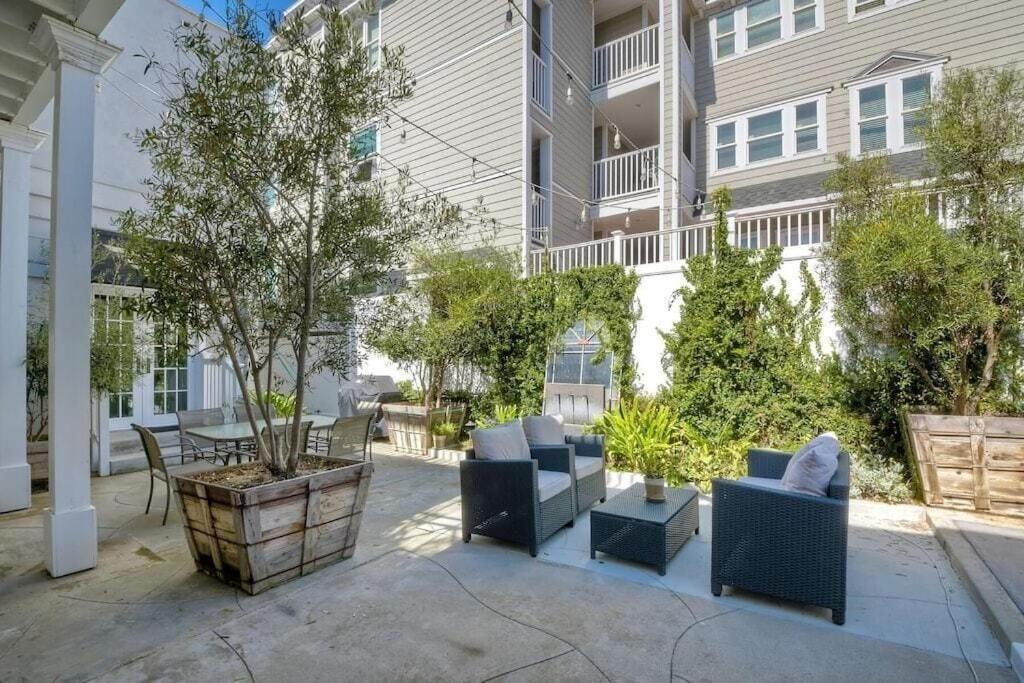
[711,0,821,62]
[363,13,380,68]
[848,66,939,155]
[715,122,737,170]
[711,92,827,173]
[746,0,782,49]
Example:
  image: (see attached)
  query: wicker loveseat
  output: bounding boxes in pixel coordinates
[460,443,576,557]
[711,447,850,625]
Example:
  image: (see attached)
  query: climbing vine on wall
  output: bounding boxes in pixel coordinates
[473,264,640,414]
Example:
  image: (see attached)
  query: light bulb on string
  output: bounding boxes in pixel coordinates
[566,73,574,105]
[471,158,478,183]
[625,209,631,229]
[505,1,513,26]
[613,126,621,150]
[531,189,540,207]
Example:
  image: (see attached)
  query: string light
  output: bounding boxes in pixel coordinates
[470,157,477,182]
[399,128,407,142]
[613,125,621,151]
[624,209,631,229]
[505,1,514,26]
[565,73,574,105]
[531,190,539,207]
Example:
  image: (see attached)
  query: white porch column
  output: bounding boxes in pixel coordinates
[31,17,120,577]
[0,123,46,514]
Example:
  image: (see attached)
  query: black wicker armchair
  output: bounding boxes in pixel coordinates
[711,447,850,625]
[531,434,607,515]
[460,445,577,557]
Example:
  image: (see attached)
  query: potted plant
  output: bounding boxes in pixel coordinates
[592,400,678,503]
[822,69,1024,516]
[430,421,458,449]
[118,6,463,592]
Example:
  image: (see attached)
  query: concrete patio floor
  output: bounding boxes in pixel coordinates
[0,443,1016,682]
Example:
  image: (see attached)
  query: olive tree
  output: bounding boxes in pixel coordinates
[119,3,462,476]
[823,67,1024,415]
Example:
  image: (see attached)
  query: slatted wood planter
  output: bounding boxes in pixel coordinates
[905,410,1024,517]
[382,403,465,455]
[172,458,373,594]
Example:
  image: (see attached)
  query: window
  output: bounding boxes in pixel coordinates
[857,85,888,152]
[849,68,937,155]
[747,110,783,162]
[710,92,827,173]
[795,101,819,152]
[352,126,378,181]
[711,0,821,62]
[716,122,737,169]
[746,0,781,49]
[849,0,922,20]
[715,11,736,59]
[93,295,135,419]
[363,12,379,67]
[901,74,930,145]
[152,322,188,416]
[793,0,817,33]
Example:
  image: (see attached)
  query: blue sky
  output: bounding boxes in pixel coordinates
[176,0,297,29]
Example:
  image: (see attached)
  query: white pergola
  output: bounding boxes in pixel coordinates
[0,0,124,576]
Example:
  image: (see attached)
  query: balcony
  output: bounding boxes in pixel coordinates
[593,24,659,89]
[531,52,550,114]
[592,146,659,201]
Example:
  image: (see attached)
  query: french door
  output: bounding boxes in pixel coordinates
[93,289,190,430]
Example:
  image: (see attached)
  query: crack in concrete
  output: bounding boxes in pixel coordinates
[478,647,575,682]
[214,630,255,683]
[668,607,740,683]
[412,552,612,682]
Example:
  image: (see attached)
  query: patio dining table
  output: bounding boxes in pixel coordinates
[184,414,338,464]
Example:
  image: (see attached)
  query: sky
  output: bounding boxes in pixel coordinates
[176,0,298,33]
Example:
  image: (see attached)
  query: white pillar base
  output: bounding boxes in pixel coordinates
[43,505,97,577]
[0,463,32,513]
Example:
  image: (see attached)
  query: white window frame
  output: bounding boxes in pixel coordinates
[709,90,829,175]
[710,0,823,64]
[362,11,380,67]
[846,62,943,156]
[847,0,924,22]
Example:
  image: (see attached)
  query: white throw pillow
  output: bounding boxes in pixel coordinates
[522,414,566,446]
[471,419,532,461]
[781,432,841,497]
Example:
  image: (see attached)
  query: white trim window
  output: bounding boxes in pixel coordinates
[710,92,828,174]
[710,0,822,63]
[352,125,378,181]
[362,12,380,68]
[848,65,940,156]
[848,0,923,21]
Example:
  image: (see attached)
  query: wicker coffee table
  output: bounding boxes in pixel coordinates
[590,483,699,575]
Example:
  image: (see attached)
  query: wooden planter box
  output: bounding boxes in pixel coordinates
[382,403,466,455]
[172,458,373,594]
[904,410,1024,516]
[27,440,48,481]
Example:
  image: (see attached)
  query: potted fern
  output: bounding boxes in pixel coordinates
[430,421,458,449]
[593,400,678,503]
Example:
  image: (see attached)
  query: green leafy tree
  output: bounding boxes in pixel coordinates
[823,68,1024,416]
[661,187,832,447]
[364,245,518,407]
[119,3,461,476]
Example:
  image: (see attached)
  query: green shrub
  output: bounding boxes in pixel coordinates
[249,390,296,418]
[677,423,752,492]
[431,421,458,437]
[396,379,423,404]
[591,400,678,478]
[475,403,521,430]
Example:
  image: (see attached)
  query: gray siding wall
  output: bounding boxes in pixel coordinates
[694,0,1024,204]
[380,0,525,251]
[548,0,595,247]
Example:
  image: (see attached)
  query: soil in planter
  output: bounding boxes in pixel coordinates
[189,455,350,490]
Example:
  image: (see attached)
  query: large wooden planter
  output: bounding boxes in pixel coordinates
[382,403,466,455]
[172,458,373,594]
[27,440,48,481]
[904,410,1024,517]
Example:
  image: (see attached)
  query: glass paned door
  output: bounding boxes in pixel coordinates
[146,322,189,426]
[93,293,139,431]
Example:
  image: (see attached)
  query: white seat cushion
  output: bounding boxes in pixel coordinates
[522,414,565,446]
[575,456,603,479]
[781,432,841,497]
[537,470,571,502]
[738,476,788,492]
[471,420,531,461]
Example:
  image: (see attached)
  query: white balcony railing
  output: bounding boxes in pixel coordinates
[593,146,659,201]
[531,191,550,243]
[531,52,550,113]
[593,24,660,88]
